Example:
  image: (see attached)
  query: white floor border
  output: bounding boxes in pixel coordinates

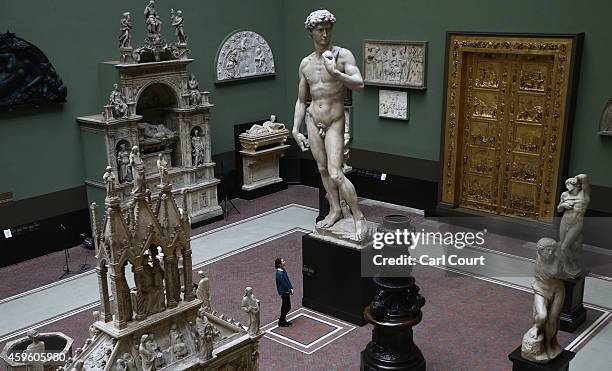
[261,308,356,355]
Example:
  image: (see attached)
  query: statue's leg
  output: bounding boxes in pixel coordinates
[325,120,366,239]
[306,119,342,228]
[546,288,565,357]
[533,294,547,331]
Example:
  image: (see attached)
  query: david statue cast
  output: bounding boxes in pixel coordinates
[292,9,367,240]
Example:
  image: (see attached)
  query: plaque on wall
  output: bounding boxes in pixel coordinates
[598,98,612,136]
[379,89,408,120]
[363,40,427,89]
[215,30,275,83]
[0,31,67,110]
[440,32,583,221]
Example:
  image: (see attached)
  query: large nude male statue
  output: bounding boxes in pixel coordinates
[292,10,367,240]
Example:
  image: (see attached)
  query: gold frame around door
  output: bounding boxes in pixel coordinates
[441,33,580,221]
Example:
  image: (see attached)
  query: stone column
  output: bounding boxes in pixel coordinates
[96,265,112,322]
[109,268,128,330]
[182,248,195,301]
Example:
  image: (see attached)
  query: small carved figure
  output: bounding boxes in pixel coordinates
[170,9,187,44]
[117,143,133,183]
[557,174,590,277]
[150,257,166,313]
[119,12,132,49]
[129,146,145,193]
[144,0,156,20]
[25,330,45,371]
[241,287,260,335]
[187,74,202,106]
[157,154,169,186]
[109,83,129,119]
[521,237,567,363]
[103,166,117,198]
[191,128,205,166]
[115,358,128,371]
[195,270,211,308]
[139,334,155,371]
[170,323,188,359]
[122,353,136,371]
[196,308,216,361]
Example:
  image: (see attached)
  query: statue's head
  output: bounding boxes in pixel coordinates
[177,10,182,16]
[131,145,139,153]
[270,114,276,122]
[27,329,40,341]
[244,287,253,296]
[305,10,336,46]
[198,270,206,278]
[106,165,112,173]
[113,83,119,90]
[123,12,130,19]
[565,176,580,193]
[536,237,557,263]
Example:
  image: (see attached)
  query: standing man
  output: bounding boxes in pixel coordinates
[292,9,367,240]
[275,258,293,327]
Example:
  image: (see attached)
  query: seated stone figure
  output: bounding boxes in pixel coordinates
[521,237,567,363]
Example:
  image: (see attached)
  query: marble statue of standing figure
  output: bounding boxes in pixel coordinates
[157,153,169,186]
[129,146,145,193]
[103,166,117,198]
[191,128,205,166]
[292,10,367,240]
[521,237,567,363]
[195,270,211,308]
[557,173,590,277]
[25,330,45,371]
[119,12,132,49]
[241,287,261,336]
[187,74,202,106]
[170,9,187,44]
[117,143,133,183]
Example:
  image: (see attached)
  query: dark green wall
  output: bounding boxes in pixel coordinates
[283,0,612,186]
[1,0,286,206]
[2,0,612,225]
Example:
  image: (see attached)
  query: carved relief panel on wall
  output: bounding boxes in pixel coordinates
[442,33,582,221]
[215,30,275,83]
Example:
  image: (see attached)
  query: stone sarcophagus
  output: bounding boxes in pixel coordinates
[239,116,290,192]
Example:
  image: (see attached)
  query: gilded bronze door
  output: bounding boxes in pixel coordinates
[442,35,579,221]
[458,53,554,218]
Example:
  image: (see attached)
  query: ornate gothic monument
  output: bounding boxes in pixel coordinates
[78,3,221,224]
[58,166,260,370]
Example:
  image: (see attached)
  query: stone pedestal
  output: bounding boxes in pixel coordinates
[508,346,575,371]
[360,216,426,371]
[560,273,587,332]
[302,233,376,325]
[239,128,290,196]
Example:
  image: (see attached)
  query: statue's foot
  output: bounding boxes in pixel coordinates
[548,343,563,359]
[316,211,343,229]
[355,217,367,241]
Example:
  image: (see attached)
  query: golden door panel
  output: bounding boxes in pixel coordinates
[443,34,576,221]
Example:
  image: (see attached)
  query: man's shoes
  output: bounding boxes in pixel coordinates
[278,321,292,327]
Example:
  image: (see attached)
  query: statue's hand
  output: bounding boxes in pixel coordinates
[322,50,337,76]
[293,132,309,152]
